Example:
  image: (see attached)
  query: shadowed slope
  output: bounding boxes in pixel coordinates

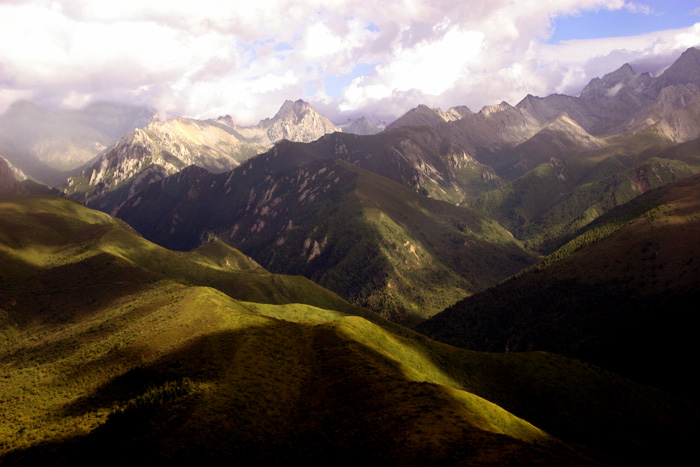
[419,174,700,401]
[1,195,698,465]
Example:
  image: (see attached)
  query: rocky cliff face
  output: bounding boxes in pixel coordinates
[0,156,27,195]
[62,100,342,214]
[62,118,265,213]
[238,99,340,146]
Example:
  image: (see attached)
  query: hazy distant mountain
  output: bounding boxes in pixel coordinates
[236,99,340,146]
[387,104,472,129]
[0,101,156,185]
[339,116,385,135]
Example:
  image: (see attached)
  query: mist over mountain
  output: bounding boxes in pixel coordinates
[0,101,157,185]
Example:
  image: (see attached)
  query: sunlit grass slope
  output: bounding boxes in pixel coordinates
[1,195,696,465]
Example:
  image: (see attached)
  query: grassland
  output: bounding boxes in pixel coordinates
[1,195,697,465]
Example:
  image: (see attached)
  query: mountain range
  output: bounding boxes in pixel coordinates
[2,47,700,465]
[88,48,700,320]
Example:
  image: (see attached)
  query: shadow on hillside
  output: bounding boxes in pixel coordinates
[4,321,603,466]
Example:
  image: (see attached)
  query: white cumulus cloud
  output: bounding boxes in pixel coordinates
[0,0,698,124]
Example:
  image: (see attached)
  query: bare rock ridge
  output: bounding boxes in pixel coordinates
[387,104,473,129]
[339,116,385,135]
[0,155,27,195]
[237,99,341,146]
[61,100,342,214]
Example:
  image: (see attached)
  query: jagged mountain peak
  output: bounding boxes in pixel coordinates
[436,105,472,121]
[606,62,637,81]
[339,116,384,135]
[272,99,313,121]
[579,62,641,101]
[237,99,340,145]
[217,115,235,127]
[387,104,472,130]
[480,101,513,115]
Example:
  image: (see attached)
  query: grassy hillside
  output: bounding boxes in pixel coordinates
[470,133,700,252]
[2,195,697,465]
[419,173,700,401]
[117,157,535,325]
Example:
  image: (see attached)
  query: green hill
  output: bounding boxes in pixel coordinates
[419,173,700,401]
[2,195,698,465]
[117,155,535,325]
[470,133,700,252]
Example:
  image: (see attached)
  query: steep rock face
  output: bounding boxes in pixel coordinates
[438,105,472,121]
[492,114,605,179]
[654,46,700,90]
[238,99,340,146]
[579,63,653,103]
[387,104,472,130]
[624,84,700,142]
[446,102,542,158]
[339,117,384,135]
[63,100,343,214]
[63,118,264,214]
[516,93,615,134]
[0,155,27,195]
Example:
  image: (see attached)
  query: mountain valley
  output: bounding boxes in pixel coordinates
[2,47,700,465]
[1,196,698,465]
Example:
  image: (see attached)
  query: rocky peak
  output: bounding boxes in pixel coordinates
[339,116,384,135]
[386,105,445,130]
[217,115,235,127]
[436,106,472,122]
[657,47,700,88]
[480,101,513,116]
[272,99,312,122]
[580,63,640,100]
[241,99,340,145]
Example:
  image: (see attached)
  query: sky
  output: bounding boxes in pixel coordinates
[1,0,699,125]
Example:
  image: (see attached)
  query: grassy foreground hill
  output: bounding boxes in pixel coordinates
[2,195,698,464]
[419,173,700,402]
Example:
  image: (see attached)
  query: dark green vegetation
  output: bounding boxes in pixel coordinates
[470,132,700,253]
[116,136,536,324]
[2,195,699,465]
[418,173,700,403]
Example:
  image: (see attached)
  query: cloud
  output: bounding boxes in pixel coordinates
[0,0,699,124]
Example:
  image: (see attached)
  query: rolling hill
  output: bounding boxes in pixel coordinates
[1,194,698,465]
